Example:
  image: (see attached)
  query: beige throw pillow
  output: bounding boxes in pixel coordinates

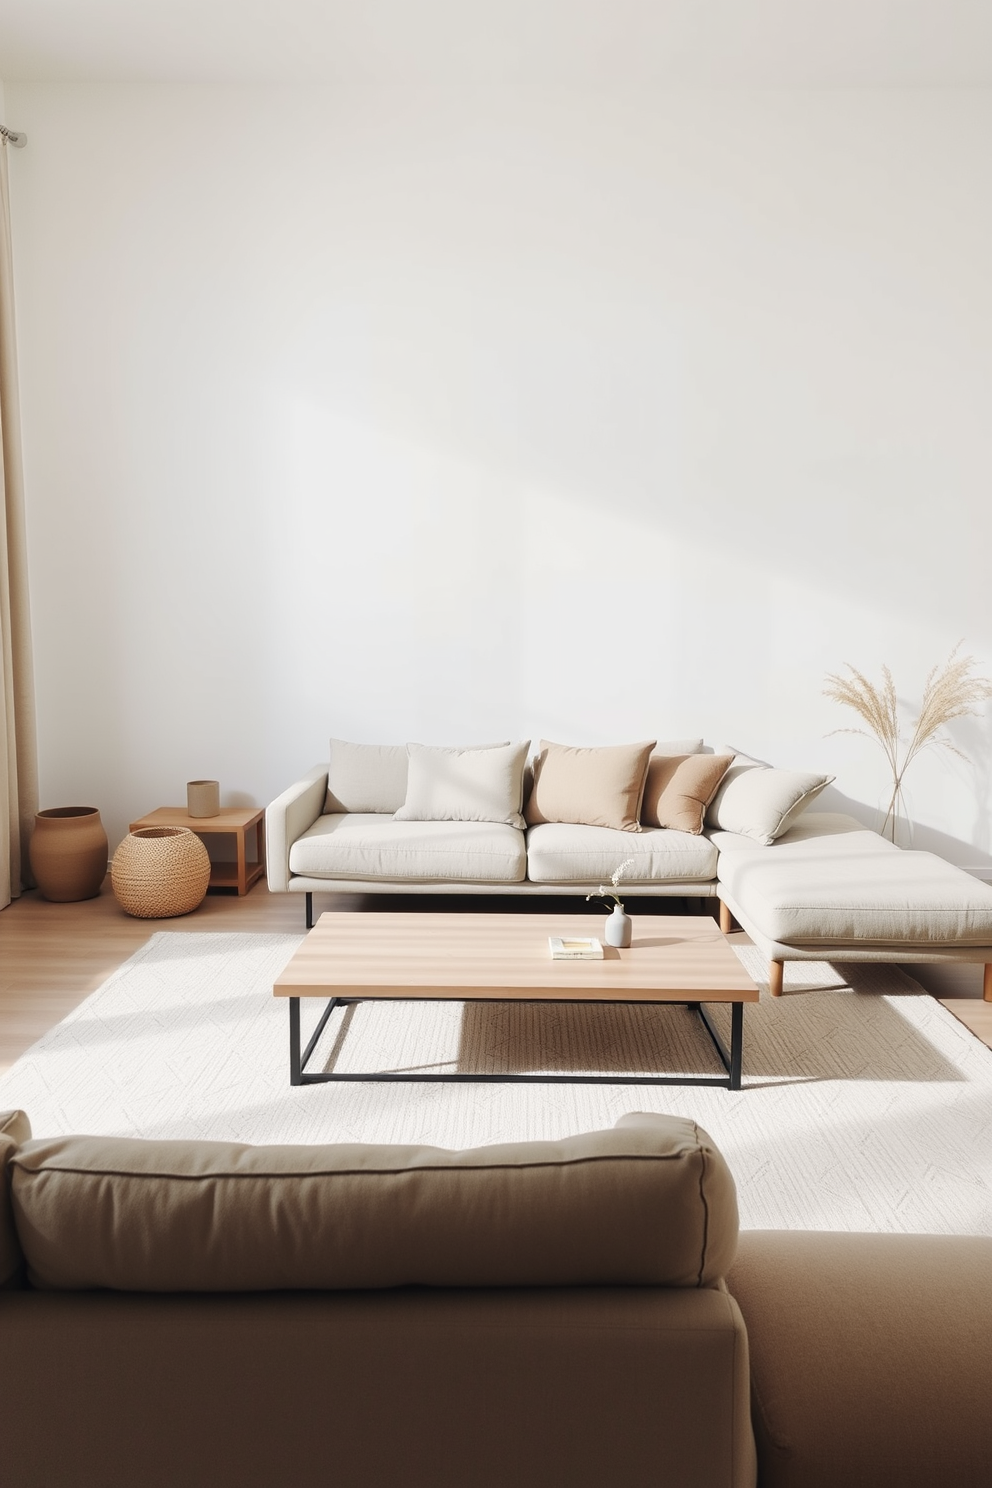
[325,740,409,815]
[708,766,834,845]
[525,740,656,833]
[394,742,530,828]
[641,755,734,834]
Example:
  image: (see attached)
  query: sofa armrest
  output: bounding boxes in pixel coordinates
[265,766,328,892]
[729,1230,992,1488]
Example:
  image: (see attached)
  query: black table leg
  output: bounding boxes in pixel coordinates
[289,997,301,1085]
[729,1001,743,1091]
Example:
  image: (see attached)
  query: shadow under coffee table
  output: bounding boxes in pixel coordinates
[273,912,759,1090]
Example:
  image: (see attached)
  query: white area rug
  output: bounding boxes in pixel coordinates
[2,931,992,1235]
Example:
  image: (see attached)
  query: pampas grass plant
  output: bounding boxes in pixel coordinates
[824,646,992,842]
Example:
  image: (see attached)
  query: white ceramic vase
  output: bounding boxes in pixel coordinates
[604,905,632,948]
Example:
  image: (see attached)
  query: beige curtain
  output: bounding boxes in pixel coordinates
[0,138,38,908]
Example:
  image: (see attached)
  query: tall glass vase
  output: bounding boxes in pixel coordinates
[879,784,914,849]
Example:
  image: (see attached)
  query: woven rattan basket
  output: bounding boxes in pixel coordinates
[111,827,211,918]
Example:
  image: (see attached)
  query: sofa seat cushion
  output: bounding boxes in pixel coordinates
[289,814,526,883]
[526,823,717,883]
[10,1114,738,1293]
[720,840,992,946]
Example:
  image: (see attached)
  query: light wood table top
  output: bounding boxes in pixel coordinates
[129,806,266,896]
[274,912,760,1004]
[130,806,263,831]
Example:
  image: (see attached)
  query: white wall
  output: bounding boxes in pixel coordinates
[5,82,992,862]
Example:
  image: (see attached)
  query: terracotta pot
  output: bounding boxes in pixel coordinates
[111,827,211,919]
[29,807,109,902]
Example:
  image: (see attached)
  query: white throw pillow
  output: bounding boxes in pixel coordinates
[707,765,834,845]
[395,742,531,828]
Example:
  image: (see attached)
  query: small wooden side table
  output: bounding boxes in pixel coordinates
[128,807,265,896]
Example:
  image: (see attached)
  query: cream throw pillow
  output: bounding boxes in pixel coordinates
[707,766,834,845]
[525,740,656,833]
[641,755,734,834]
[394,742,530,828]
[325,740,410,815]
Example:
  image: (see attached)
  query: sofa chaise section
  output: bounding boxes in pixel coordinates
[715,813,992,998]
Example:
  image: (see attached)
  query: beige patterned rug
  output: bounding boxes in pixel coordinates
[2,931,991,1235]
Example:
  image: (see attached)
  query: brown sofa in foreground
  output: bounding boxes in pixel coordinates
[2,1108,990,1488]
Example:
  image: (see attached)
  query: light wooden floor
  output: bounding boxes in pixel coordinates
[0,880,305,1075]
[1,882,990,1075]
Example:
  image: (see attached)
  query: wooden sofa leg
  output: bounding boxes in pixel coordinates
[984,963,992,1003]
[719,900,734,935]
[769,960,784,998]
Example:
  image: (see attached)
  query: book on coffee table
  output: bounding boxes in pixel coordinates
[548,936,604,960]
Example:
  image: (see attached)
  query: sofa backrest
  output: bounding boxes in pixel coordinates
[8,1111,738,1293]
[323,737,708,818]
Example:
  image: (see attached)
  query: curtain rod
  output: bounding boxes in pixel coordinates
[0,126,26,148]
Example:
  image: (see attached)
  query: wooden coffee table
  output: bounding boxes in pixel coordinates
[273,912,759,1090]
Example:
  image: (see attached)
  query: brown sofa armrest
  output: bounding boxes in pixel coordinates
[729,1230,992,1488]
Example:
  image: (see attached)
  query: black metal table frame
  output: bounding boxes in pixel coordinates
[288,996,744,1090]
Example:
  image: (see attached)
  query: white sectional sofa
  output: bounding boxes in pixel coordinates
[266,739,992,999]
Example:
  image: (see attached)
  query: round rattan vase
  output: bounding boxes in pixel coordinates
[29,807,109,902]
[111,827,211,919]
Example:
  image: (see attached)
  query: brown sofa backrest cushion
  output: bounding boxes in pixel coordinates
[11,1112,738,1293]
[0,1109,30,1288]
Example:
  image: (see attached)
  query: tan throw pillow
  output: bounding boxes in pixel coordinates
[525,740,656,833]
[641,755,734,834]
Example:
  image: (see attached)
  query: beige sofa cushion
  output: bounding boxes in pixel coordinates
[289,814,526,883]
[720,842,992,946]
[642,754,734,833]
[652,738,706,756]
[526,822,718,883]
[10,1113,739,1293]
[325,740,409,814]
[525,740,656,832]
[394,742,529,828]
[0,1109,30,1289]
